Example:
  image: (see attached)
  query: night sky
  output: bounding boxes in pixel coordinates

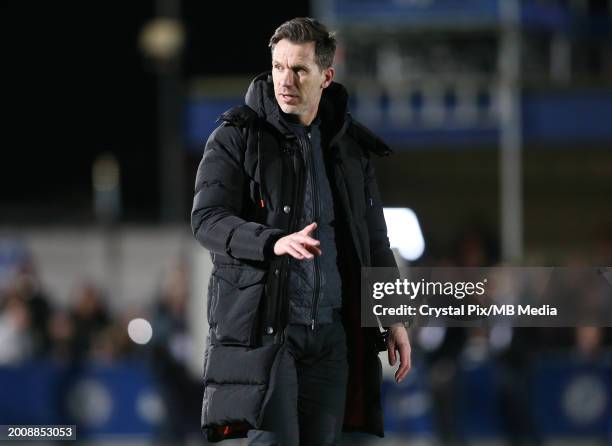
[1,1,309,223]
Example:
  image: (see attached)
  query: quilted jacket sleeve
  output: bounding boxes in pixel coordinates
[191,123,285,261]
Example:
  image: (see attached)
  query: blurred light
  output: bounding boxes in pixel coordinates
[93,154,119,193]
[136,390,166,425]
[383,207,425,261]
[93,153,121,222]
[0,239,29,290]
[127,318,153,345]
[417,326,446,352]
[67,379,112,427]
[562,375,607,425]
[139,18,185,61]
[462,336,489,365]
[394,391,432,419]
[488,325,513,352]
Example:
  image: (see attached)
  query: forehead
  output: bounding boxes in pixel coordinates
[272,39,317,65]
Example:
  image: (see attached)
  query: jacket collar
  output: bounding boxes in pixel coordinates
[244,71,350,143]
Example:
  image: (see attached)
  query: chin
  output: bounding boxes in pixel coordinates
[279,103,298,115]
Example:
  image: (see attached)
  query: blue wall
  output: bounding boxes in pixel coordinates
[186,91,612,153]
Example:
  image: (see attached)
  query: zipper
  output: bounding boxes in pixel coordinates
[273,147,287,342]
[276,136,305,340]
[365,179,373,208]
[304,130,321,331]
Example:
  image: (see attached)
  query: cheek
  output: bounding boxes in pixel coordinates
[306,82,320,99]
[273,84,283,97]
[271,73,280,89]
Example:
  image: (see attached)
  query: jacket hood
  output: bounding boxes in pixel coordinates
[244,71,350,140]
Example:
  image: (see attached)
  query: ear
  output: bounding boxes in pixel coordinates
[321,67,335,89]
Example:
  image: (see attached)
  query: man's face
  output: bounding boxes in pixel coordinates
[272,39,334,125]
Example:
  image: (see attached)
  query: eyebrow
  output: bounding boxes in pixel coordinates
[272,60,310,72]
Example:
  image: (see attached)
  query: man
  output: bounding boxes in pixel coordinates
[191,17,411,445]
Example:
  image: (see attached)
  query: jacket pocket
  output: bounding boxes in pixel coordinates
[210,265,267,346]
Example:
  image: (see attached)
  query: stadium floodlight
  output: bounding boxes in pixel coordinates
[382,207,425,261]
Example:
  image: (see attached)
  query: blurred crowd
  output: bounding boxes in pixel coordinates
[1,260,131,365]
[0,255,197,365]
[411,224,612,445]
[1,225,611,444]
[0,253,201,440]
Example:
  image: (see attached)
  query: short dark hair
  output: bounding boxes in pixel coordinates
[269,17,336,70]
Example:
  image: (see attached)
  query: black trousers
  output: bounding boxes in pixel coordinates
[247,316,348,446]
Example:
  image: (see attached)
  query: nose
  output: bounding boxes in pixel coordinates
[280,69,295,88]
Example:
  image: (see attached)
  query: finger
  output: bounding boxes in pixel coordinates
[395,361,410,383]
[290,241,313,259]
[300,222,317,236]
[291,237,321,254]
[285,245,304,260]
[293,234,320,246]
[290,241,312,258]
[305,245,322,256]
[395,344,412,383]
[387,339,397,366]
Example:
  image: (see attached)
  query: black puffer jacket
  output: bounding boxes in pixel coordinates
[191,72,397,442]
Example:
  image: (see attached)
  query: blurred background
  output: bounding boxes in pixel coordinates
[1,0,612,444]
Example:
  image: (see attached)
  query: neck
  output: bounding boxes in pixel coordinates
[299,96,322,126]
[281,108,318,127]
[299,110,316,126]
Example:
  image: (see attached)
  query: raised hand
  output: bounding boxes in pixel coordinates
[273,222,322,260]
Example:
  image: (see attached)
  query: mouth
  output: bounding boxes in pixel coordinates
[279,93,299,104]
